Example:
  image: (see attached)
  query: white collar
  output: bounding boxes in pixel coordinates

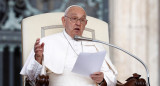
[63,30,73,41]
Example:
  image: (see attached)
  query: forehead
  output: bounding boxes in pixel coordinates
[66,7,86,17]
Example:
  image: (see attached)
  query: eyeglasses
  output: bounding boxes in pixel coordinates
[65,16,87,24]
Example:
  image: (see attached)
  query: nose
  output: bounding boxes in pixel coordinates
[75,19,81,25]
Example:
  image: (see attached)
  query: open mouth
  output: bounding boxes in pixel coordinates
[74,28,80,31]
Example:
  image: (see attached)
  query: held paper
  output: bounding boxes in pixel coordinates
[72,51,106,76]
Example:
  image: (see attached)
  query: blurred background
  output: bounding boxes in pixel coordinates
[0,0,159,86]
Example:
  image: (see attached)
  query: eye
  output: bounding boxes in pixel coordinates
[72,17,78,20]
[80,19,86,22]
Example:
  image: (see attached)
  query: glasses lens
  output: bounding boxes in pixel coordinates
[80,19,87,24]
[71,17,78,23]
[66,16,87,24]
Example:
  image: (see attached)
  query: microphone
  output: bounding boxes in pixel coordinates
[74,35,150,86]
[74,35,93,41]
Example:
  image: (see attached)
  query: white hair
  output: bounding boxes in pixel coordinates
[64,5,86,16]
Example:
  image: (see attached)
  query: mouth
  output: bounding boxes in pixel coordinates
[74,28,80,31]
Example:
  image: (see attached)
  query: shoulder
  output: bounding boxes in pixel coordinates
[40,32,64,43]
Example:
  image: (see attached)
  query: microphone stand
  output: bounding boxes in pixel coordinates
[74,36,150,86]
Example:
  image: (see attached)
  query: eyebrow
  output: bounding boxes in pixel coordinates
[70,13,77,16]
[70,14,86,18]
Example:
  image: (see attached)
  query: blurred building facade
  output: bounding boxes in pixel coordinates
[0,0,159,86]
[0,0,109,86]
[109,0,159,86]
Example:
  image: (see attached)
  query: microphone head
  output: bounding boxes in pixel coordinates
[74,35,81,41]
[74,35,93,41]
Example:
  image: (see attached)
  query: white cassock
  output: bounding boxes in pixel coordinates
[20,30,118,86]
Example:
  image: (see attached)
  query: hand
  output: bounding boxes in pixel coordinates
[90,72,104,84]
[34,38,44,64]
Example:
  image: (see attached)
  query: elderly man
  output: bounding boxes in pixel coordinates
[20,5,117,86]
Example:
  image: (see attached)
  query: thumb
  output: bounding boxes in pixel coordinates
[41,43,45,48]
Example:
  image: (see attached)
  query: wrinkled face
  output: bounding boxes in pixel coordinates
[62,6,87,38]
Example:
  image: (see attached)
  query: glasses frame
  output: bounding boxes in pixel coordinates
[65,16,88,24]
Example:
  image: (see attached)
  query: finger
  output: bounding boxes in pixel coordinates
[35,38,40,45]
[91,75,99,78]
[35,48,43,52]
[35,50,43,57]
[35,46,43,52]
[91,76,101,82]
[92,77,100,81]
[34,45,42,51]
[35,47,43,51]
[90,74,104,83]
[91,72,102,77]
[35,50,43,54]
[93,77,103,83]
[41,43,45,49]
[91,77,97,81]
[93,72,101,74]
[90,73,102,77]
[35,42,44,49]
[35,53,43,58]
[91,75,98,78]
[36,38,40,43]
[35,44,41,49]
[36,38,40,41]
[91,77,100,83]
[35,43,44,54]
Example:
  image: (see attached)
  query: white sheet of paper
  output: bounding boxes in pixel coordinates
[72,51,106,76]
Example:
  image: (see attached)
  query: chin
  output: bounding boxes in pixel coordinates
[74,32,81,36]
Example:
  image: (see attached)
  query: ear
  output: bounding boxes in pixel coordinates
[85,20,87,26]
[61,16,66,27]
[85,21,87,26]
